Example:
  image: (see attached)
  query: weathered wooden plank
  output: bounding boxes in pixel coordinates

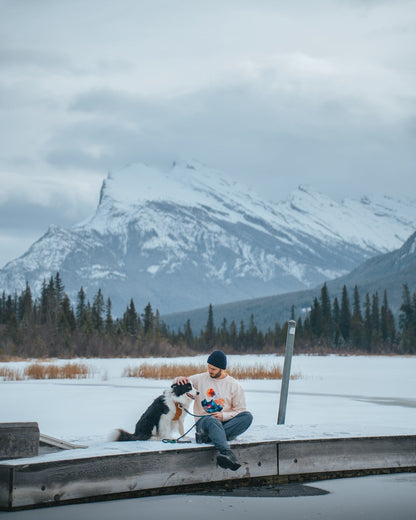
[1,435,415,510]
[278,435,416,475]
[0,466,12,510]
[0,423,39,460]
[39,433,88,451]
[9,442,277,509]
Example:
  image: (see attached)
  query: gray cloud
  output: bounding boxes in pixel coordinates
[0,199,88,233]
[0,0,415,266]
[0,47,72,72]
[43,74,415,202]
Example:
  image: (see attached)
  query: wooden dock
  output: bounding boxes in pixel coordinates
[1,434,415,511]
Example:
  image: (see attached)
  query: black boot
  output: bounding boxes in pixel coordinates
[216,449,241,471]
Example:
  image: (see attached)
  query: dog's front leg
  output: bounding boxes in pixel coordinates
[178,418,185,436]
[157,414,174,440]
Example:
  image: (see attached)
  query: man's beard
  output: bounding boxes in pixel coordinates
[210,370,222,379]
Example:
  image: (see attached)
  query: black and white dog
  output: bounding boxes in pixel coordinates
[114,382,199,441]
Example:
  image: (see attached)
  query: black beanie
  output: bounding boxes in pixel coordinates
[207,350,227,370]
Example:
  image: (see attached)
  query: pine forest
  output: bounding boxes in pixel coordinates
[0,274,415,359]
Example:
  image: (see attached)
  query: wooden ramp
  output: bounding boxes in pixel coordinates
[1,435,415,511]
[39,433,88,451]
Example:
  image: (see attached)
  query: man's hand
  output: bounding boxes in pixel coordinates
[176,376,189,385]
[211,412,223,421]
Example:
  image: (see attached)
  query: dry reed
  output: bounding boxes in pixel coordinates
[122,362,299,380]
[23,363,92,379]
[0,366,24,381]
[0,363,92,381]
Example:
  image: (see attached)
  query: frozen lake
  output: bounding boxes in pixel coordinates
[1,354,415,518]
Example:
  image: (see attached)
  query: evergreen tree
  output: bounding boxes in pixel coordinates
[219,318,229,347]
[363,293,372,351]
[92,289,105,332]
[76,287,87,328]
[54,272,65,308]
[296,316,303,338]
[310,297,323,338]
[58,294,76,334]
[320,283,332,339]
[339,285,351,343]
[247,314,258,348]
[229,320,237,348]
[83,302,94,336]
[40,278,53,324]
[332,296,340,326]
[154,309,161,345]
[142,302,154,337]
[105,298,114,335]
[273,322,282,349]
[380,289,395,346]
[205,304,215,347]
[371,292,380,334]
[124,299,139,336]
[350,285,364,348]
[238,320,246,351]
[0,291,6,323]
[18,282,33,328]
[47,276,57,323]
[184,319,194,347]
[399,284,416,352]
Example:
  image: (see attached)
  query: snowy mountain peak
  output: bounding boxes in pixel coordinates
[1,160,416,315]
[84,160,268,236]
[96,160,233,209]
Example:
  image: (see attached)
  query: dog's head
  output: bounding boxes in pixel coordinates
[171,382,199,403]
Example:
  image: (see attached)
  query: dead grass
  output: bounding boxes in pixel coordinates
[123,362,300,380]
[123,363,206,380]
[0,363,93,381]
[0,356,30,362]
[0,366,24,381]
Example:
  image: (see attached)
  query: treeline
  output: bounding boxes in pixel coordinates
[294,283,415,354]
[0,274,415,358]
[173,284,415,355]
[0,274,171,358]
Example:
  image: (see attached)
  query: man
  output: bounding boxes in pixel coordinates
[176,350,253,471]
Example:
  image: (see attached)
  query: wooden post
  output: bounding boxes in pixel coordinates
[0,423,39,460]
[277,320,296,425]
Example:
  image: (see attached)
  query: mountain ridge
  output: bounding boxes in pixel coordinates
[163,231,416,333]
[1,160,415,315]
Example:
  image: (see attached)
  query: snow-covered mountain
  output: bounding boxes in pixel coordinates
[1,160,416,315]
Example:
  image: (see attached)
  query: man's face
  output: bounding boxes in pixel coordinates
[208,363,222,379]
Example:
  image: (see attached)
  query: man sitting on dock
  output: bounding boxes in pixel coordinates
[176,350,253,471]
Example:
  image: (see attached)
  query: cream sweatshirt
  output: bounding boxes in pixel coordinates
[187,372,247,422]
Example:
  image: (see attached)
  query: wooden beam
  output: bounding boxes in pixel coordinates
[0,423,39,461]
[2,442,276,510]
[39,434,88,451]
[0,466,12,510]
[0,435,415,511]
[278,435,416,475]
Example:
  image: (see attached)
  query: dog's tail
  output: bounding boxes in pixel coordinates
[113,428,138,442]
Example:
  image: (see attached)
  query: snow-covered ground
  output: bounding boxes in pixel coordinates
[1,354,415,456]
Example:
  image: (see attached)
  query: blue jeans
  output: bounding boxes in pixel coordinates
[196,411,253,452]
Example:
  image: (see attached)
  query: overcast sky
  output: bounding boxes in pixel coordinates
[0,0,415,267]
